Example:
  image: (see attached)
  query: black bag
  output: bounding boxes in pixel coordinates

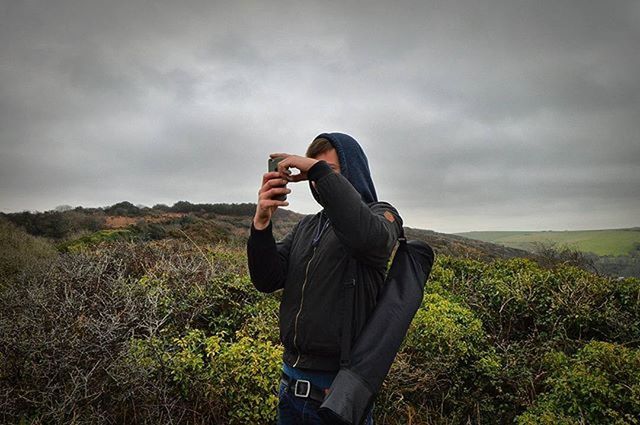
[318,235,435,425]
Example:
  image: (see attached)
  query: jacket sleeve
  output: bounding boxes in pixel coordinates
[308,160,403,266]
[246,219,298,293]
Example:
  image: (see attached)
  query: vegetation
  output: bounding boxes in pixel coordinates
[0,217,57,283]
[1,217,639,424]
[517,341,640,424]
[0,201,263,241]
[457,228,640,257]
[458,229,640,278]
[3,200,544,267]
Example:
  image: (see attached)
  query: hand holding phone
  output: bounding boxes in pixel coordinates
[253,159,291,230]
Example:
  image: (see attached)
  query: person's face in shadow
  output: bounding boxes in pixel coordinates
[311,148,341,191]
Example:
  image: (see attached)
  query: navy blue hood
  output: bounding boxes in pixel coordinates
[309,132,378,205]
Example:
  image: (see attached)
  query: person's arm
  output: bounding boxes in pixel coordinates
[308,160,403,266]
[247,219,299,293]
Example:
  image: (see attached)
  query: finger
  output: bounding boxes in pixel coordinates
[266,178,289,188]
[277,158,295,176]
[287,173,307,183]
[262,171,281,185]
[261,186,291,200]
[259,178,288,195]
[259,199,289,209]
[270,186,292,195]
[269,152,291,159]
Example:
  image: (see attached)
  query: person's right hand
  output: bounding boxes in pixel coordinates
[253,171,291,230]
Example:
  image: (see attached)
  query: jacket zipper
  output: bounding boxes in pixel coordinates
[292,246,317,367]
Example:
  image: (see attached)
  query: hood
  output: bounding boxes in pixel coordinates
[309,132,379,205]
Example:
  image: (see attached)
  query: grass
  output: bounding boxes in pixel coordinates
[456,228,640,256]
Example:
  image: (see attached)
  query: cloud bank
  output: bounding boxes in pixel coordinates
[1,0,639,232]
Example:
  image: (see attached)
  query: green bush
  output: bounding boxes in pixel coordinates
[3,237,639,424]
[517,341,640,425]
[0,239,272,424]
[378,293,494,423]
[380,257,640,424]
[2,210,105,239]
[236,296,281,344]
[56,228,136,252]
[216,336,283,423]
[404,293,485,368]
[432,256,640,347]
[120,331,282,424]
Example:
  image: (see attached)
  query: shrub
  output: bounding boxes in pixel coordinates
[434,256,640,347]
[56,228,136,252]
[0,239,270,424]
[378,293,493,424]
[118,331,282,424]
[216,336,283,423]
[0,249,146,423]
[0,217,56,283]
[103,201,143,217]
[381,256,640,424]
[3,238,639,424]
[404,293,485,369]
[3,210,105,240]
[517,341,640,425]
[236,296,281,345]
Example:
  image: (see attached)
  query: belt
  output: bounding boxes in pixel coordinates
[280,371,329,404]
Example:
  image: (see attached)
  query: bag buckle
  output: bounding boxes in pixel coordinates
[294,379,311,398]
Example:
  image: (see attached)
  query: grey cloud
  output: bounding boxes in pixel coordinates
[1,0,638,233]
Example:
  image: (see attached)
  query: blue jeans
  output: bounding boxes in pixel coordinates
[277,381,374,424]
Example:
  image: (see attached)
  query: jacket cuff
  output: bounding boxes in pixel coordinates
[308,160,334,182]
[250,220,275,244]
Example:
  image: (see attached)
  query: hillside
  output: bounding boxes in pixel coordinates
[404,227,530,261]
[1,209,639,424]
[265,215,531,261]
[1,201,529,262]
[457,228,640,278]
[8,201,640,277]
[456,228,640,257]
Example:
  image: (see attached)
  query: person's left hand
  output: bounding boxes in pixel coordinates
[269,153,319,182]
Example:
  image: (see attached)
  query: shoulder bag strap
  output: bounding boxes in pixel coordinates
[339,225,406,368]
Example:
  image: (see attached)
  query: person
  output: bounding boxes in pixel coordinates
[247,133,403,425]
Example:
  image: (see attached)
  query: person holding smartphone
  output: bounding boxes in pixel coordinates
[247,133,403,424]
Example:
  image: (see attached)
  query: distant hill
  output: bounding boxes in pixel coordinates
[404,227,530,261]
[203,210,532,261]
[1,201,528,262]
[456,228,640,257]
[5,201,640,277]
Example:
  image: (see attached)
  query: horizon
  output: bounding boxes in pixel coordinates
[1,200,638,235]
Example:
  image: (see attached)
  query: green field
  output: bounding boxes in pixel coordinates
[456,228,640,256]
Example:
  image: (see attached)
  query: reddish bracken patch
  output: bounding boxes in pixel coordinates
[105,213,186,229]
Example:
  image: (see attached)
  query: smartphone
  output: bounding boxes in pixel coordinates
[268,157,287,201]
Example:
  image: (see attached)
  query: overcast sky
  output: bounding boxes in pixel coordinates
[1,0,639,233]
